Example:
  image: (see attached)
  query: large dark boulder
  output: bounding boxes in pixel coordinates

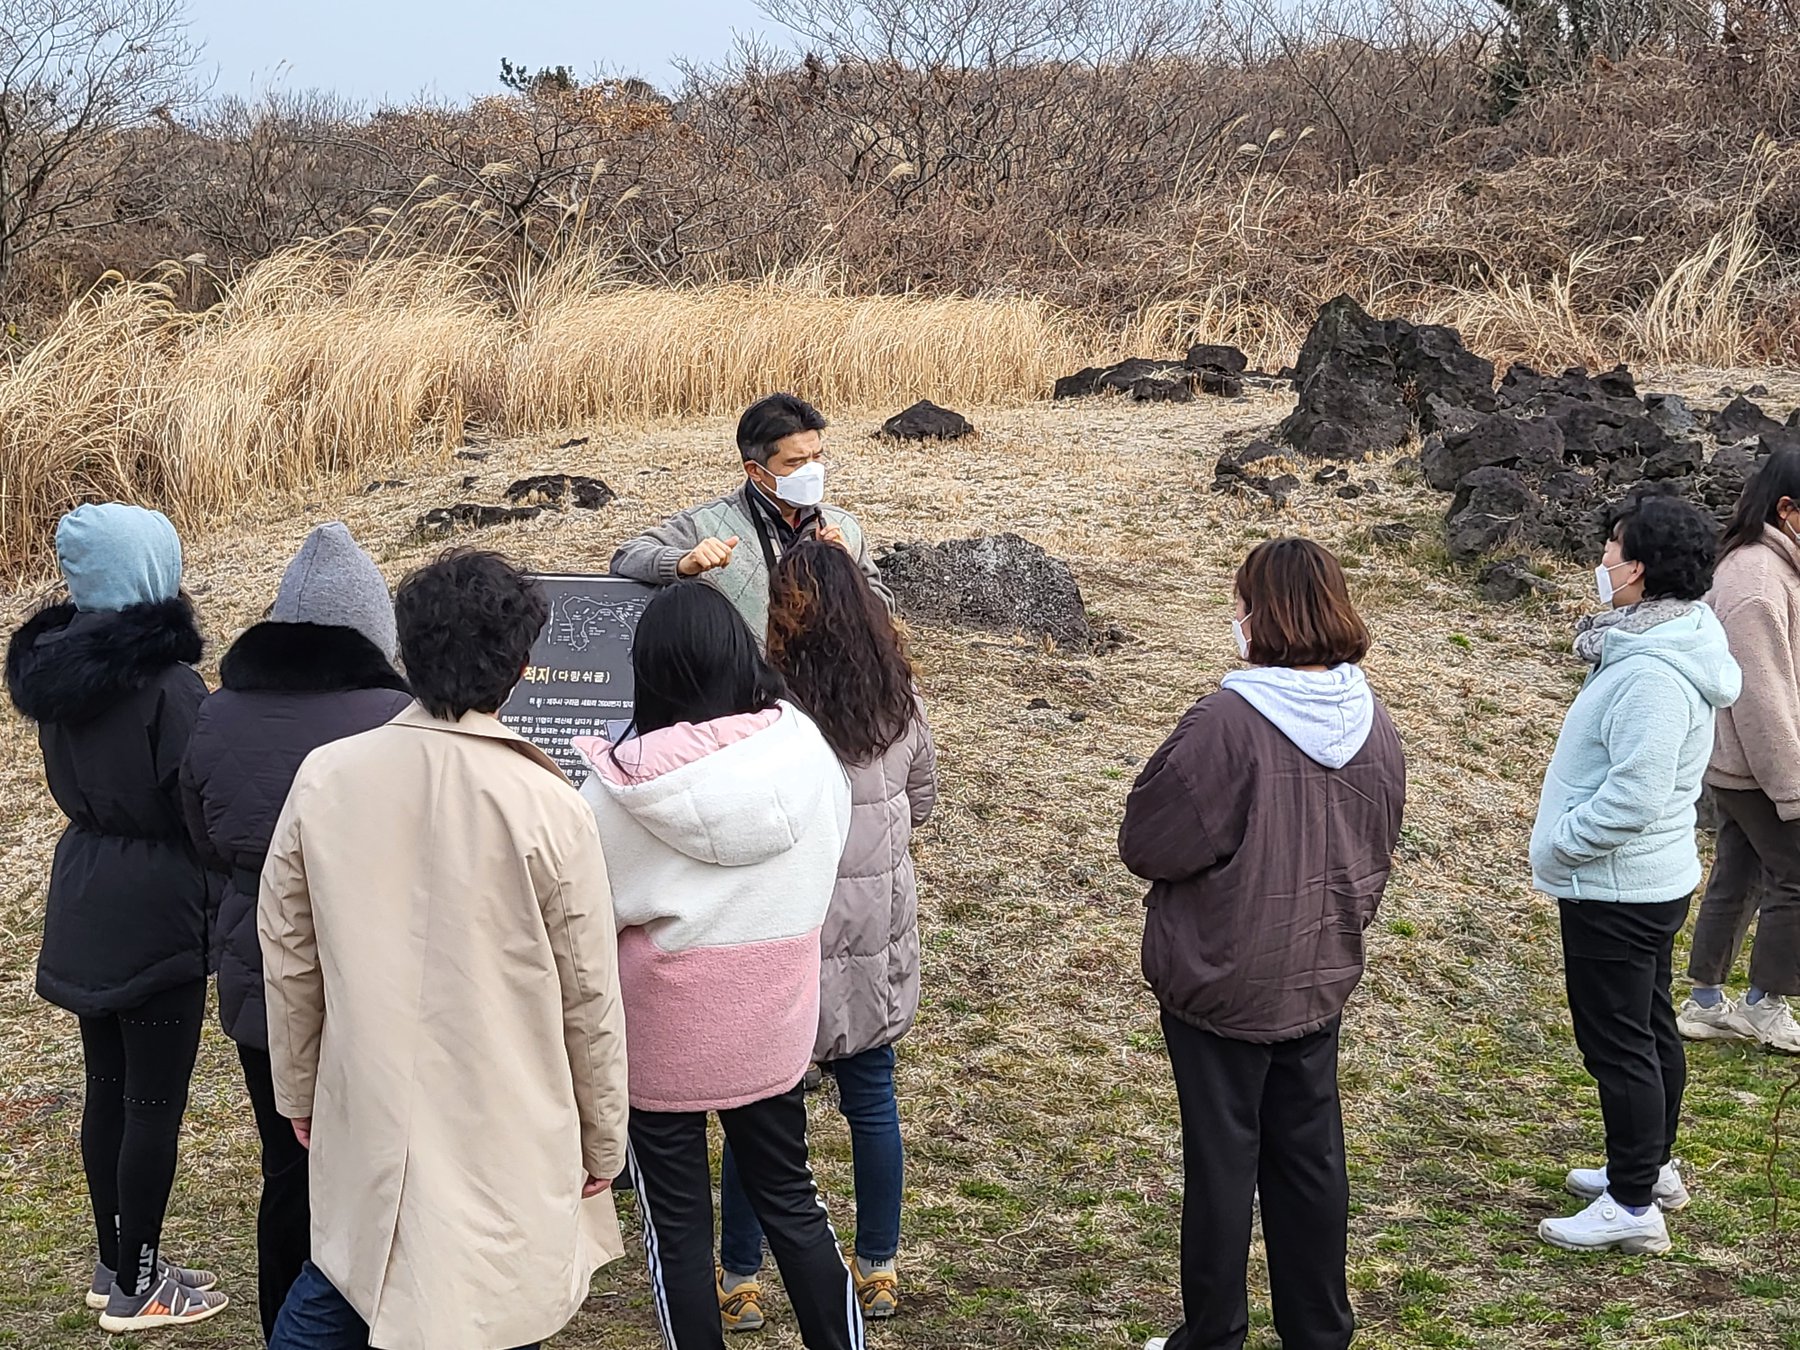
[1053,366,1109,400]
[1645,393,1699,439]
[1279,296,1415,461]
[1421,414,1563,493]
[876,534,1093,649]
[1279,363,1413,461]
[1186,343,1249,375]
[1713,396,1784,444]
[1280,297,1498,459]
[1445,468,1545,562]
[1390,322,1497,431]
[1518,393,1683,467]
[879,400,974,440]
[1642,440,1704,481]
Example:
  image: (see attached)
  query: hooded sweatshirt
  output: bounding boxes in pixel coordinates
[1119,667,1406,1042]
[577,702,852,1112]
[1220,664,1374,768]
[1530,604,1742,903]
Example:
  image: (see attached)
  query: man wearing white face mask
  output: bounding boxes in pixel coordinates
[610,393,893,639]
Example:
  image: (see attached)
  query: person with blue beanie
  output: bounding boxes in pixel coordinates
[1531,493,1741,1256]
[7,503,228,1332]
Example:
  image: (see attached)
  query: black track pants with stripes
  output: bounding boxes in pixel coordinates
[627,1083,864,1350]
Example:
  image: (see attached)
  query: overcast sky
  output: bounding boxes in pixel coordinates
[183,0,781,103]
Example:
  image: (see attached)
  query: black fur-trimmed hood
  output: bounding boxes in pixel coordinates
[220,621,409,696]
[7,598,204,724]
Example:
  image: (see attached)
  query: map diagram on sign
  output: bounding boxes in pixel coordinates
[546,590,651,653]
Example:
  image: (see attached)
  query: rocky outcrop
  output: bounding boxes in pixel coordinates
[1213,440,1300,509]
[1054,343,1255,402]
[505,474,615,509]
[879,400,975,440]
[416,503,544,537]
[1277,296,1496,460]
[876,534,1093,649]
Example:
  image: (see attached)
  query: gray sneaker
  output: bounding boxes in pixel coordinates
[87,1258,217,1310]
[98,1272,227,1333]
[1678,996,1751,1042]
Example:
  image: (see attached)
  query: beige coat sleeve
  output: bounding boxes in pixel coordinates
[542,814,630,1181]
[259,782,323,1121]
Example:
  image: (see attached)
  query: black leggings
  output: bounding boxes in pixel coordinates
[77,980,206,1297]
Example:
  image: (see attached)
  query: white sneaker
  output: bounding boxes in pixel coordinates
[1732,996,1800,1054]
[1564,1160,1690,1211]
[1678,996,1751,1041]
[1538,1192,1671,1254]
[1145,1341,1168,1350]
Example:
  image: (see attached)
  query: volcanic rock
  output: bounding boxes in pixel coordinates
[876,534,1093,649]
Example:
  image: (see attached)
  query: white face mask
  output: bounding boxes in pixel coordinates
[765,460,825,508]
[1232,611,1252,660]
[1594,561,1633,607]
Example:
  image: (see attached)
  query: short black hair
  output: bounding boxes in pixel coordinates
[1610,492,1717,602]
[736,393,826,466]
[395,549,547,720]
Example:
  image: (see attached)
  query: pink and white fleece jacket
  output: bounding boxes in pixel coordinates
[576,703,851,1113]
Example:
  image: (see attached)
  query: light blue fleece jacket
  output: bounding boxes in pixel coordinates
[1529,605,1741,902]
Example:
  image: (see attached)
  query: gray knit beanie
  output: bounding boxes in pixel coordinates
[271,523,398,661]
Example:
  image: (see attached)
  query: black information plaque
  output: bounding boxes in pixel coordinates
[498,574,654,781]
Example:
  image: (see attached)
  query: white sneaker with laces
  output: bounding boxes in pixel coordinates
[1564,1160,1689,1211]
[1145,1340,1168,1350]
[1732,996,1800,1054]
[1678,996,1750,1041]
[1538,1192,1671,1254]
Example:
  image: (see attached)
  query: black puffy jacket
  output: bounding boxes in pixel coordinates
[7,599,213,1016]
[180,622,411,1047]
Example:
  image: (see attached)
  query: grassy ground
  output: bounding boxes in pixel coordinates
[5,383,1800,1346]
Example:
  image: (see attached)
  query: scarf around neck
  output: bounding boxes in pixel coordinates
[1573,597,1695,667]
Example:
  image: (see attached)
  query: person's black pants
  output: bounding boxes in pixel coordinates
[239,1043,312,1343]
[76,979,206,1297]
[1159,1011,1352,1350]
[627,1083,863,1350]
[1559,895,1690,1209]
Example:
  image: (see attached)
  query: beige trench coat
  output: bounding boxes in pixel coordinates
[260,705,628,1350]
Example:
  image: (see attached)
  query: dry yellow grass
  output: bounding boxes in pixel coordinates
[0,239,1093,578]
[0,209,1787,585]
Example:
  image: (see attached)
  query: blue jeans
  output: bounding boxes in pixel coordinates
[719,1044,901,1274]
[269,1261,539,1350]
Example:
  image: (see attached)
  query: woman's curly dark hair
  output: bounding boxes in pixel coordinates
[767,540,917,764]
[395,549,547,720]
[1611,492,1717,602]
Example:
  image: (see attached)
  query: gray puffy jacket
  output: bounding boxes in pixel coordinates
[814,705,937,1062]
